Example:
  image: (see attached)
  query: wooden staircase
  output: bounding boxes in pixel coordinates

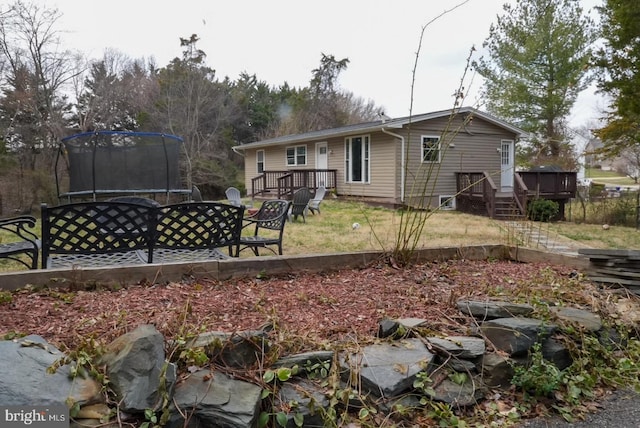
[493,193,526,220]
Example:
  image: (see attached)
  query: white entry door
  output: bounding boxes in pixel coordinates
[316,142,328,186]
[500,140,514,191]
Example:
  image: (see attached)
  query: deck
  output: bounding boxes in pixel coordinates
[250,169,337,199]
[456,171,577,220]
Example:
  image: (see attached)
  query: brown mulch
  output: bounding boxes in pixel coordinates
[0,259,586,351]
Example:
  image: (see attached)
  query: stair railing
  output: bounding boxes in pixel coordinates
[513,173,529,216]
[482,171,497,218]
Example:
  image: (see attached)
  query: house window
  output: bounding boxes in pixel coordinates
[345,135,370,183]
[422,136,441,163]
[256,150,265,174]
[286,146,307,166]
[439,195,456,210]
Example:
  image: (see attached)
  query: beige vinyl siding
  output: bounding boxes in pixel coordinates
[401,115,518,208]
[243,150,257,192]
[337,132,397,199]
[240,111,520,208]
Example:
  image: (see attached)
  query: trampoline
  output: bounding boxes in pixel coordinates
[56,131,192,203]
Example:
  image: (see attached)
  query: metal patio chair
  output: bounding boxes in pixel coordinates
[238,200,291,256]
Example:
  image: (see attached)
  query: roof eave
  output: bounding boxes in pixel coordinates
[232,123,403,151]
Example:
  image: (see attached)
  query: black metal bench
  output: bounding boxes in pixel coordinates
[0,215,40,269]
[41,201,244,269]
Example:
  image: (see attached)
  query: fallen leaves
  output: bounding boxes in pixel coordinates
[0,259,583,352]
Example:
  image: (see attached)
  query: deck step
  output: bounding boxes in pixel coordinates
[494,197,525,219]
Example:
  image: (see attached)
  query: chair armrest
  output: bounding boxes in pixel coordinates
[0,215,39,246]
[241,216,262,230]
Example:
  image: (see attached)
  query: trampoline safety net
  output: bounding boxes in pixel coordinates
[56,131,191,201]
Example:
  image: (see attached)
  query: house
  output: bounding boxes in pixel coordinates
[584,138,615,171]
[232,106,577,219]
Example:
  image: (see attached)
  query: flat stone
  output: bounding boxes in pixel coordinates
[0,335,102,406]
[100,324,175,412]
[549,306,602,332]
[427,336,485,359]
[378,318,401,338]
[167,370,262,428]
[446,358,477,373]
[185,330,270,368]
[340,339,435,398]
[430,376,485,407]
[481,318,557,356]
[541,337,572,370]
[457,300,534,320]
[272,350,334,369]
[480,353,513,389]
[279,378,329,428]
[396,318,429,328]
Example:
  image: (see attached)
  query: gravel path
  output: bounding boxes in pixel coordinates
[518,388,640,428]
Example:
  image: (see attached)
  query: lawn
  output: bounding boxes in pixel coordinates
[2,198,640,272]
[585,167,638,186]
[2,199,640,427]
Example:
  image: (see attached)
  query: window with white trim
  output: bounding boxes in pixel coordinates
[422,135,441,163]
[439,195,456,210]
[256,150,265,174]
[345,135,370,183]
[286,145,307,166]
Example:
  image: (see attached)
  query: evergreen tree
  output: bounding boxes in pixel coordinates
[593,0,640,156]
[277,53,381,135]
[475,0,596,167]
[149,34,239,196]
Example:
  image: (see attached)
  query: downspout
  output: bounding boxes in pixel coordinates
[381,128,405,203]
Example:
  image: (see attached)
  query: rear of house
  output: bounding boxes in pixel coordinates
[233,107,525,212]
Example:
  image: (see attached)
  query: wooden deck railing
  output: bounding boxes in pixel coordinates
[251,169,337,198]
[456,172,496,217]
[518,171,577,199]
[483,173,498,218]
[513,173,529,215]
[457,170,575,219]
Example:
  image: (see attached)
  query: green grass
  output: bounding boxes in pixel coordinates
[585,167,638,186]
[2,198,640,272]
[549,221,640,250]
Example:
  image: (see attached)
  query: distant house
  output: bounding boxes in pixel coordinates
[232,106,577,219]
[584,138,615,171]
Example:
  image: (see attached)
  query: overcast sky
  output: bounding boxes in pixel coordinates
[52,0,603,127]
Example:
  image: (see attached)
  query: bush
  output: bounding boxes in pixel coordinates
[528,199,559,222]
[568,192,638,227]
[589,183,606,199]
[602,194,637,226]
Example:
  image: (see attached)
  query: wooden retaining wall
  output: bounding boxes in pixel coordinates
[0,245,589,291]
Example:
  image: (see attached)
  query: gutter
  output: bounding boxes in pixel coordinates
[381,127,405,203]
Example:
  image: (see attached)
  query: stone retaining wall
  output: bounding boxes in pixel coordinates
[1,297,609,428]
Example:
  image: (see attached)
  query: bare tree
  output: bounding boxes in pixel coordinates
[613,146,640,183]
[0,1,79,143]
[73,49,157,132]
[0,1,80,209]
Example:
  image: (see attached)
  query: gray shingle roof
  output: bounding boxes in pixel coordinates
[232,106,527,150]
